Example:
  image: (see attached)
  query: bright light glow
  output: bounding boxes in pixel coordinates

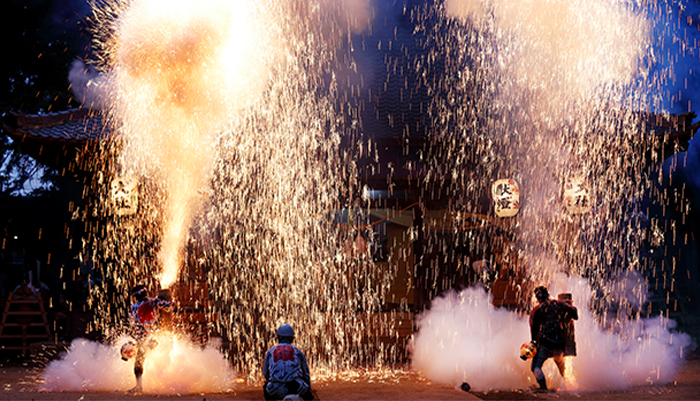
[76,0,691,387]
[41,332,236,393]
[564,357,578,390]
[411,0,690,392]
[87,0,381,379]
[110,0,276,289]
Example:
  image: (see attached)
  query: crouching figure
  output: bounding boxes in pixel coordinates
[263,324,314,400]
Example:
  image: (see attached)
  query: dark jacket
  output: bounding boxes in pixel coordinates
[530,299,578,349]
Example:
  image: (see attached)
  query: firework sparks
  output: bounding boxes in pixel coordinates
[108,0,279,289]
[61,0,696,388]
[411,0,692,391]
[80,0,388,380]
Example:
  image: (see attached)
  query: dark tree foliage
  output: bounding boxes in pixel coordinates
[0,0,90,116]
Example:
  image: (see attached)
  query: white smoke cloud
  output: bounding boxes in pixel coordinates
[68,60,111,110]
[41,333,236,394]
[411,274,692,391]
[411,286,533,390]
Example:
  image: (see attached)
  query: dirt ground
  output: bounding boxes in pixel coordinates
[1,357,700,401]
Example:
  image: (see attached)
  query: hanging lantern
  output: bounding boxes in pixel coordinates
[492,179,520,217]
[344,232,368,260]
[563,176,589,214]
[110,176,139,216]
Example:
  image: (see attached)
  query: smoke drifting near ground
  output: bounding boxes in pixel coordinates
[41,333,235,394]
[411,274,692,391]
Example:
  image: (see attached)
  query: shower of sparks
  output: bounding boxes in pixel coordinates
[78,0,393,379]
[409,0,692,390]
[66,0,695,387]
[422,0,655,309]
[109,0,278,289]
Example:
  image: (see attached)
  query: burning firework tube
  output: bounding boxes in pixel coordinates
[157,288,174,330]
[157,288,172,301]
[557,293,577,357]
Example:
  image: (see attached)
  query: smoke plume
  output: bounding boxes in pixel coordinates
[68,60,111,110]
[445,0,650,121]
[41,333,235,394]
[411,274,692,391]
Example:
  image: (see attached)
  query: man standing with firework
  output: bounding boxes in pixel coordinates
[529,286,578,392]
[126,285,173,393]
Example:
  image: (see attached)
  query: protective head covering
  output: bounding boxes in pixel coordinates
[534,286,549,301]
[130,285,148,301]
[276,324,295,338]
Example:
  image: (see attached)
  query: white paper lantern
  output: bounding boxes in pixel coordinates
[563,176,590,214]
[492,179,520,217]
[111,176,139,216]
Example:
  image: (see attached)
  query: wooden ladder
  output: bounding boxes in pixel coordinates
[0,291,52,356]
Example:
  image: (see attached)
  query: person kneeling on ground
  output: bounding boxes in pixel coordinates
[263,324,314,400]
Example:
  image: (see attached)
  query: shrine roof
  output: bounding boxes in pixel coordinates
[3,107,111,144]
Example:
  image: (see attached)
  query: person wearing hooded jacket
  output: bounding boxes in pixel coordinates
[529,286,578,392]
[127,284,173,393]
[263,324,313,400]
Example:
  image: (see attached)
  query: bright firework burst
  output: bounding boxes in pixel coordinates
[79,0,390,379]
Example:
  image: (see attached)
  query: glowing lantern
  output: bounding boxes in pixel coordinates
[111,176,139,216]
[492,179,520,217]
[563,176,590,214]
